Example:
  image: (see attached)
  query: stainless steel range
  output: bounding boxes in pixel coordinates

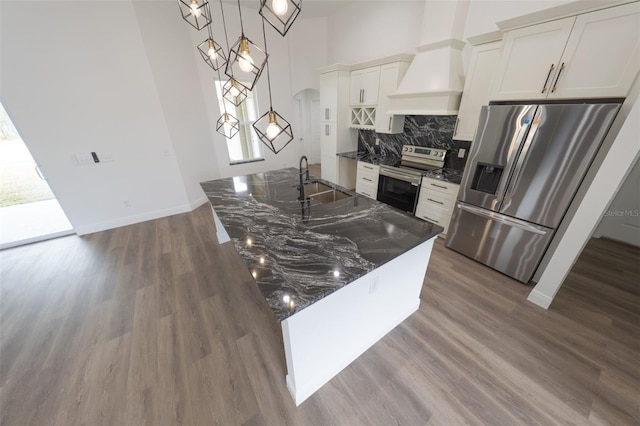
[377,145,447,214]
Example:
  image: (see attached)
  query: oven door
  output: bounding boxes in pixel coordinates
[377,167,421,214]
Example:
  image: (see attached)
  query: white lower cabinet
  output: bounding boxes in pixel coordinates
[355,161,379,200]
[415,177,459,236]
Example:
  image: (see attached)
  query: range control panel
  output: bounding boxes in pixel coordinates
[402,145,447,161]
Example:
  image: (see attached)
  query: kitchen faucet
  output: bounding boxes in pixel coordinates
[299,155,309,200]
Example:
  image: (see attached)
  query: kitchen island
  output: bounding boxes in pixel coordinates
[201,168,442,405]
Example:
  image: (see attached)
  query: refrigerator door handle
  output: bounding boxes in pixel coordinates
[457,203,549,235]
[503,109,542,207]
[494,112,534,207]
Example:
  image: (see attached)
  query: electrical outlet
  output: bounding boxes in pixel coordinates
[458,148,466,159]
[76,153,94,165]
[375,137,380,146]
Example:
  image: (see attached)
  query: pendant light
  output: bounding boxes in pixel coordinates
[197,23,226,71]
[177,0,212,31]
[259,0,302,36]
[224,0,268,92]
[252,18,293,154]
[221,78,247,106]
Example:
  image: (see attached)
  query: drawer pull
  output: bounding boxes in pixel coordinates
[427,198,443,205]
[421,215,439,223]
[363,165,373,170]
[363,177,372,182]
[362,191,371,197]
[430,183,448,190]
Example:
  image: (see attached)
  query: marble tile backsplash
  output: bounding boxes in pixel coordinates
[358,115,471,171]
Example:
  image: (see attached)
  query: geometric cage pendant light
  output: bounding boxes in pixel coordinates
[216,112,240,139]
[222,77,248,107]
[177,0,212,31]
[225,35,268,92]
[252,18,293,154]
[224,0,268,92]
[197,31,227,70]
[259,0,302,36]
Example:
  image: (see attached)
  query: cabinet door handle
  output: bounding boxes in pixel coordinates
[430,183,448,190]
[388,117,392,131]
[541,64,555,94]
[325,108,330,120]
[453,118,459,136]
[427,198,443,205]
[360,89,364,104]
[551,63,565,93]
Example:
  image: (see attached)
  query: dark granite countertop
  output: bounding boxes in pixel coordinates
[337,151,400,167]
[201,168,443,321]
[422,168,463,185]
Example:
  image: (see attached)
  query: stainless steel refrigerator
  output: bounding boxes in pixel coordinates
[445,102,621,283]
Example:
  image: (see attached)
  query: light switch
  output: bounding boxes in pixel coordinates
[458,148,466,158]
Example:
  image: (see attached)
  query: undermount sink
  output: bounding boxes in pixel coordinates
[299,181,353,204]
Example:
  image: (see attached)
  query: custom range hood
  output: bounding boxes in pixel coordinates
[387,0,469,116]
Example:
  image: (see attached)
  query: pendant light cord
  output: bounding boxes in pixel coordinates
[261,17,273,109]
[206,16,214,40]
[236,0,245,35]
[218,0,231,52]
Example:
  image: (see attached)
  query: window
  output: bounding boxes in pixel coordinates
[215,81,264,164]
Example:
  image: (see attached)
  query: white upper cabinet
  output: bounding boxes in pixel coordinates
[454,38,502,141]
[350,67,380,106]
[492,2,640,101]
[490,17,575,101]
[375,62,409,134]
[550,2,640,99]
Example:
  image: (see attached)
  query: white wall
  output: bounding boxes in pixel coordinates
[1,1,192,235]
[288,17,328,95]
[326,0,425,64]
[133,1,219,206]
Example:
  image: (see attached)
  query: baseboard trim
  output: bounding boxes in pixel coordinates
[74,200,205,236]
[527,289,553,310]
[0,229,76,250]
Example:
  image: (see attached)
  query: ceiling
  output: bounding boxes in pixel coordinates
[228,0,353,18]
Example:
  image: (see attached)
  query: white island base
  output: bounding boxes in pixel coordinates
[281,238,435,406]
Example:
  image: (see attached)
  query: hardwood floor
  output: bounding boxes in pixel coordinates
[1,205,638,425]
